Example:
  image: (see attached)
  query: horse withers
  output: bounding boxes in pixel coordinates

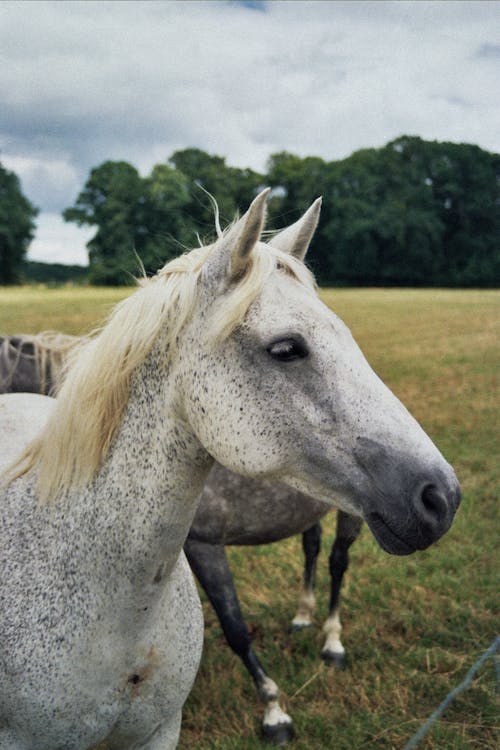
[0,191,460,750]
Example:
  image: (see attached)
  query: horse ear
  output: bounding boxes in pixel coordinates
[269,197,322,260]
[203,188,270,288]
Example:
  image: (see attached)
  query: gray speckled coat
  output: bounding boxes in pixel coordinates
[0,192,460,749]
[0,334,330,544]
[0,366,207,750]
[190,461,329,545]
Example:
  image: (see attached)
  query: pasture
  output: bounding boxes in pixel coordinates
[0,285,498,749]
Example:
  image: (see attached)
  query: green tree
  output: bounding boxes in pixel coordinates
[267,152,327,218]
[141,164,192,258]
[64,153,262,285]
[419,138,500,285]
[266,152,329,279]
[0,161,38,284]
[64,161,193,284]
[169,148,264,237]
[269,138,499,287]
[64,140,500,288]
[63,161,146,285]
[321,141,446,285]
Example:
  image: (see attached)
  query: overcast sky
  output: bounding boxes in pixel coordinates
[1,0,499,265]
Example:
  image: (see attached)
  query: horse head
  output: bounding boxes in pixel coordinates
[178,190,461,555]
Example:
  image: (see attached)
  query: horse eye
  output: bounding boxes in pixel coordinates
[267,339,309,362]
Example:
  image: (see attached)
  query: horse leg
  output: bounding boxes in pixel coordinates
[291,522,321,629]
[321,511,363,668]
[184,538,294,745]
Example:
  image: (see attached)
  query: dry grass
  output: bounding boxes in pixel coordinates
[1,285,498,749]
[0,285,129,335]
[181,288,499,750]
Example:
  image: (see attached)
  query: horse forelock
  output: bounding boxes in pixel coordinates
[9,234,315,504]
[208,240,316,342]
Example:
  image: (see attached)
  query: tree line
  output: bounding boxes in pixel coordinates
[2,135,499,286]
[0,164,37,284]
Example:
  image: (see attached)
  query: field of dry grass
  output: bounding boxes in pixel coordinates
[0,285,498,749]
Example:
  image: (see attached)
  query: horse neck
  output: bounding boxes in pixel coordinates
[70,338,213,588]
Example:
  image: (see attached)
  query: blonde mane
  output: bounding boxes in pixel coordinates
[6,238,315,504]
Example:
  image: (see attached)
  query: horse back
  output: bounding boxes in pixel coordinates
[0,335,47,394]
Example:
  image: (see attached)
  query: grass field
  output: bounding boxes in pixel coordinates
[0,286,498,749]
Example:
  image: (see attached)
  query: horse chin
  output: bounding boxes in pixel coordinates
[365,512,420,556]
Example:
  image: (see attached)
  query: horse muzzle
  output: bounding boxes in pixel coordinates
[355,438,461,556]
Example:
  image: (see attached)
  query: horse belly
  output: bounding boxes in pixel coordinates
[192,473,330,545]
[223,493,330,544]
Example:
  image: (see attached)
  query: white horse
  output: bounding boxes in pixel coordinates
[0,190,460,750]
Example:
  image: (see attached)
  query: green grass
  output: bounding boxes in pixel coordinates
[1,286,498,749]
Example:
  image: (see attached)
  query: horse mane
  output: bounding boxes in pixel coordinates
[6,236,315,504]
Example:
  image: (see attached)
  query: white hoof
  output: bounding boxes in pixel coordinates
[291,613,313,630]
[262,702,294,745]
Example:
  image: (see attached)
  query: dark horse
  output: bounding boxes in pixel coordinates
[0,331,362,743]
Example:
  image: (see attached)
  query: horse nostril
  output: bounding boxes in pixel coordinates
[421,484,440,513]
[418,483,448,524]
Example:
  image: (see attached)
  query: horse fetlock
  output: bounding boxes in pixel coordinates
[322,611,342,640]
[321,611,345,666]
[291,589,316,629]
[258,675,280,702]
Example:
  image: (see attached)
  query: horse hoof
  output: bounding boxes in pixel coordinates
[262,721,295,745]
[290,618,312,631]
[321,649,347,669]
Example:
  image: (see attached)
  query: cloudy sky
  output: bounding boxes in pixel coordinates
[1,0,499,265]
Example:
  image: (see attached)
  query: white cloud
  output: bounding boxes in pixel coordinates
[0,153,81,212]
[0,0,499,263]
[28,214,93,266]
